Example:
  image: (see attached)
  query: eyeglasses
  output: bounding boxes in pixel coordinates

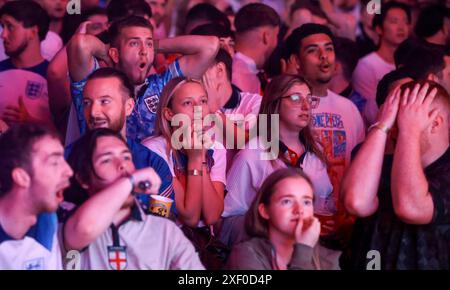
[279,93,318,107]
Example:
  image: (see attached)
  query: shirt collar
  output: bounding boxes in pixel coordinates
[235,52,258,74]
[223,84,242,110]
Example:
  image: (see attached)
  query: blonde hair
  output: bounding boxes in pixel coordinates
[153,77,206,168]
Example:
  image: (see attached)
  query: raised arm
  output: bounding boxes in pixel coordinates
[47,46,71,127]
[341,87,400,217]
[67,33,110,82]
[64,168,161,251]
[391,84,436,224]
[158,35,220,79]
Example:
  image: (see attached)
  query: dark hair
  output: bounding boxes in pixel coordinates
[0,0,50,41]
[234,3,280,34]
[334,37,359,81]
[189,22,234,39]
[185,3,231,33]
[415,5,450,39]
[189,24,234,81]
[0,124,59,196]
[290,0,327,20]
[108,15,153,48]
[65,128,128,205]
[245,168,313,238]
[282,23,334,59]
[86,67,135,100]
[211,48,232,81]
[372,1,411,29]
[107,0,152,23]
[376,67,413,106]
[82,7,107,22]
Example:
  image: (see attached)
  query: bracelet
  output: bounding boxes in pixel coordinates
[368,122,390,134]
[188,169,203,176]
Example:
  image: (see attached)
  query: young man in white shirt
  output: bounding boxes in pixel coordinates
[0,124,73,269]
[0,1,55,128]
[352,1,411,125]
[232,3,280,95]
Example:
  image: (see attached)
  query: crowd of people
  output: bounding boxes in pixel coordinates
[0,0,448,270]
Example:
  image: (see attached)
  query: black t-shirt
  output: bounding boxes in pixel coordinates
[341,148,450,270]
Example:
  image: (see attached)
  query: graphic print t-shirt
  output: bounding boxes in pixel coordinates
[311,90,365,219]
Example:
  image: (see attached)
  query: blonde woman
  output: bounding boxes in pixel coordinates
[142,77,227,269]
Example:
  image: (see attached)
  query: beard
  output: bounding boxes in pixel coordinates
[109,112,126,133]
[5,39,28,58]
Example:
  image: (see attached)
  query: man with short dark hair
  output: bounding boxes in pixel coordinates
[232,3,280,94]
[0,0,54,129]
[0,124,73,269]
[66,67,174,211]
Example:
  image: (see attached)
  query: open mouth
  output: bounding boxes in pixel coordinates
[90,120,108,128]
[319,64,331,72]
[56,190,64,200]
[139,62,147,70]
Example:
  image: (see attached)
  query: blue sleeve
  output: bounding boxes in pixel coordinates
[156,59,184,90]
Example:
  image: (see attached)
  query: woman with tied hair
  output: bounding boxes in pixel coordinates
[141,76,227,269]
[226,168,341,270]
[220,74,334,247]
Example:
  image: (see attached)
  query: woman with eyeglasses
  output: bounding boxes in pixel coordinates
[141,77,227,269]
[219,74,335,248]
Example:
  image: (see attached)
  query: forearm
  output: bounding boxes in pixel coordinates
[342,128,386,216]
[391,133,433,223]
[68,34,108,81]
[201,172,224,225]
[64,177,133,250]
[159,36,219,78]
[176,157,204,226]
[48,47,71,119]
[158,35,218,56]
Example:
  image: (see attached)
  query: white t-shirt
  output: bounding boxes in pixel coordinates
[0,213,62,270]
[352,52,396,125]
[223,136,334,217]
[142,135,227,186]
[222,91,261,131]
[221,89,262,170]
[0,59,53,128]
[311,90,365,209]
[68,208,204,270]
[232,52,261,95]
[0,31,63,62]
